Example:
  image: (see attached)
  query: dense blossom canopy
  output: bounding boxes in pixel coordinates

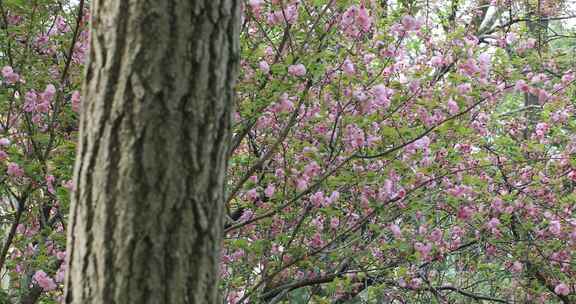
[0,0,576,303]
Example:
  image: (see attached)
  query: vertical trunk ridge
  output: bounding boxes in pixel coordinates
[64,1,240,303]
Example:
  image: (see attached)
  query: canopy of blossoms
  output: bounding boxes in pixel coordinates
[1,0,576,303]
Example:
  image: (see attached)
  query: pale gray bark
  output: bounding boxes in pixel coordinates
[64,1,239,303]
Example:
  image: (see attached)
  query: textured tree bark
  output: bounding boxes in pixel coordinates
[64,1,239,303]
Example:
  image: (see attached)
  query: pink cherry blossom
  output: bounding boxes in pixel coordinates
[356,7,372,31]
[239,209,253,222]
[273,93,294,113]
[372,84,393,109]
[33,270,57,291]
[324,191,339,206]
[296,178,308,191]
[414,242,432,260]
[430,55,444,66]
[0,138,10,146]
[310,232,323,248]
[549,220,562,236]
[330,217,339,229]
[400,15,421,32]
[562,72,575,84]
[7,162,24,177]
[515,79,529,92]
[340,5,372,37]
[1,66,19,84]
[71,90,82,112]
[310,191,325,208]
[249,0,264,16]
[446,99,459,115]
[62,180,75,191]
[264,184,275,197]
[429,228,443,243]
[258,60,270,74]
[505,32,517,45]
[288,64,306,77]
[342,59,355,75]
[555,283,570,296]
[511,261,523,273]
[0,151,8,161]
[457,83,472,94]
[486,218,500,229]
[46,175,56,194]
[389,224,402,238]
[245,188,258,201]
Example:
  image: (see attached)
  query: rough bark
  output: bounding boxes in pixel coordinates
[64,1,239,303]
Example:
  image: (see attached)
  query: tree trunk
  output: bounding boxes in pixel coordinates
[64,1,240,303]
[523,5,547,138]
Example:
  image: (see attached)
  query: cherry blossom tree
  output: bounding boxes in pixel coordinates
[1,0,576,303]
